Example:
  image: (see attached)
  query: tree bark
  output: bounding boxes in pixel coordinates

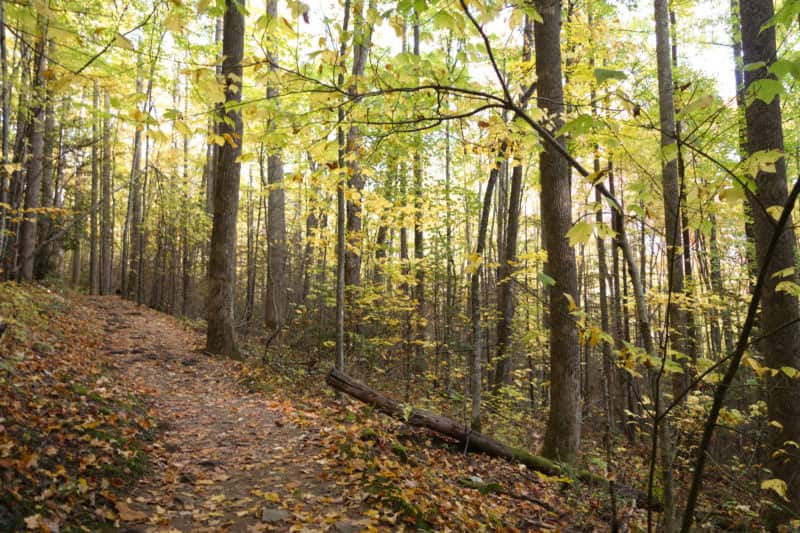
[740,0,800,520]
[18,20,48,282]
[89,82,100,293]
[326,368,659,509]
[0,0,9,265]
[412,11,426,369]
[494,14,533,392]
[100,91,113,294]
[343,0,374,291]
[34,41,57,281]
[264,0,288,331]
[653,0,682,526]
[207,0,245,359]
[535,0,581,465]
[470,161,500,432]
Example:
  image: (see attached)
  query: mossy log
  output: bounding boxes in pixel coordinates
[326,368,659,511]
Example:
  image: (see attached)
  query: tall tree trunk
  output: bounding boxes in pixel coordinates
[128,115,143,298]
[494,14,533,392]
[100,90,113,294]
[653,0,682,526]
[412,11,426,370]
[671,10,702,370]
[205,17,224,216]
[740,0,800,520]
[264,0,287,331]
[343,0,374,292]
[18,20,48,282]
[89,82,100,293]
[335,0,354,374]
[470,163,499,432]
[443,122,454,393]
[180,80,192,312]
[35,41,56,281]
[0,0,9,265]
[245,174,256,329]
[121,63,144,297]
[535,0,581,465]
[4,40,32,279]
[207,0,245,359]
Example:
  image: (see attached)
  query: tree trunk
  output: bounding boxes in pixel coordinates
[494,15,533,392]
[653,0,682,525]
[5,40,34,279]
[327,367,659,509]
[89,82,100,293]
[334,0,353,376]
[412,11,426,370]
[470,163,499,432]
[205,17,224,216]
[18,21,47,282]
[207,0,245,359]
[535,0,581,465]
[740,0,800,520]
[343,0,374,292]
[0,0,9,265]
[35,41,57,281]
[264,0,288,331]
[100,91,113,294]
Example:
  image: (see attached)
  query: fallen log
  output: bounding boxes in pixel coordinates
[326,367,660,511]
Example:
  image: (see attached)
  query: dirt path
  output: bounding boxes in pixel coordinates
[88,296,352,533]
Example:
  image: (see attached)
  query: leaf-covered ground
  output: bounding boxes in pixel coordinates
[3,286,636,531]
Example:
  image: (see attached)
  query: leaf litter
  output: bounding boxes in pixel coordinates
[2,286,621,531]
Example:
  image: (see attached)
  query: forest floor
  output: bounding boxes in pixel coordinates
[2,287,629,532]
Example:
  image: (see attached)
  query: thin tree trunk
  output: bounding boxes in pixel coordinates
[335,0,354,374]
[100,91,113,294]
[89,82,100,293]
[411,10,426,370]
[0,0,9,264]
[653,0,682,525]
[470,164,499,432]
[495,15,533,391]
[343,0,374,292]
[264,0,288,331]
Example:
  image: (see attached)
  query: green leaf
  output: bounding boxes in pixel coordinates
[743,149,784,177]
[747,78,782,105]
[771,267,795,279]
[432,10,459,32]
[761,0,800,31]
[537,272,556,287]
[676,94,713,120]
[661,142,678,164]
[743,61,766,72]
[593,68,627,85]
[719,185,746,204]
[556,114,594,138]
[566,221,594,246]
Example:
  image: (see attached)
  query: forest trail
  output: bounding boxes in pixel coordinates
[89,296,352,533]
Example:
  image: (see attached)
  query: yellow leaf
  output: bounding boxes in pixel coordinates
[115,33,135,51]
[761,478,788,500]
[165,12,184,33]
[263,491,281,503]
